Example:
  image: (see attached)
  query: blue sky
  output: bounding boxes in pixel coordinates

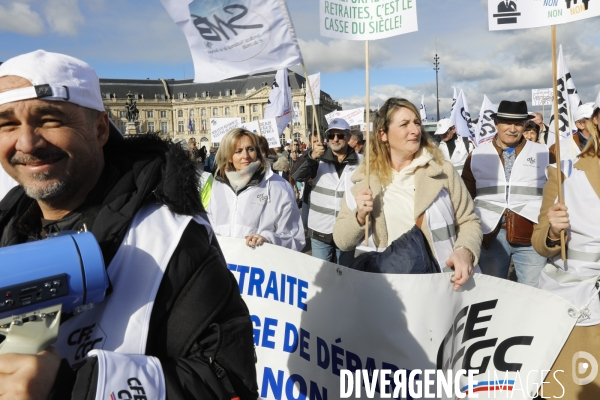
[1,0,599,121]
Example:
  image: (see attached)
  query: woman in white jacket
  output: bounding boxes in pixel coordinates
[207,128,305,251]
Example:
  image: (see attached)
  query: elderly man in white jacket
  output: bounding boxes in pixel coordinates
[435,118,474,175]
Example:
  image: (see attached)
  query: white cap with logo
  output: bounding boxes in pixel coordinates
[574,103,595,122]
[326,118,351,133]
[434,118,455,135]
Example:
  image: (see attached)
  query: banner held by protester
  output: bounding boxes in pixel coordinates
[220,236,577,400]
[306,73,321,106]
[474,95,498,147]
[210,117,242,143]
[420,95,427,122]
[264,69,294,137]
[325,107,365,127]
[450,89,475,141]
[160,0,303,83]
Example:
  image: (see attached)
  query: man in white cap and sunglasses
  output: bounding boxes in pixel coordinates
[291,117,361,265]
[434,118,474,175]
[462,100,549,287]
[0,50,257,399]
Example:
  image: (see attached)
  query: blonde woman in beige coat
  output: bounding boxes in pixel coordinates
[333,98,482,290]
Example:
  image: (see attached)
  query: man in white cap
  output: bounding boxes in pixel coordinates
[462,100,549,287]
[549,102,595,163]
[0,51,257,399]
[435,118,474,175]
[291,117,361,265]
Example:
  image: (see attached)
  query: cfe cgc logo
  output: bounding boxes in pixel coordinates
[109,377,148,400]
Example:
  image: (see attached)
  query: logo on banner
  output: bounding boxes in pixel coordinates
[493,0,521,25]
[572,351,599,386]
[189,1,270,61]
[109,377,148,400]
[479,110,496,138]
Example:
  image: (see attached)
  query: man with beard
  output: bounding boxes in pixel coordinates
[291,118,361,265]
[462,100,549,287]
[0,50,257,400]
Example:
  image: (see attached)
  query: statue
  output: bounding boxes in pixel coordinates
[124,92,139,122]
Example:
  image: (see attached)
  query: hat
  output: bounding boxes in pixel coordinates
[574,102,595,122]
[434,118,455,135]
[593,91,600,114]
[0,50,123,141]
[490,100,534,121]
[326,117,351,133]
[286,139,292,144]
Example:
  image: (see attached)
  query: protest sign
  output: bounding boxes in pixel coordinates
[264,69,293,137]
[532,88,554,107]
[240,120,260,134]
[474,95,498,147]
[450,90,475,140]
[220,236,577,399]
[210,117,241,143]
[319,0,419,40]
[240,118,280,148]
[160,0,302,83]
[306,73,321,106]
[488,0,600,31]
[325,107,365,126]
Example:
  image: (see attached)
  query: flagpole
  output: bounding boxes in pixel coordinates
[301,63,322,143]
[551,25,567,261]
[364,40,371,246]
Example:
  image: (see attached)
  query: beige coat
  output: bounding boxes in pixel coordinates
[333,158,482,265]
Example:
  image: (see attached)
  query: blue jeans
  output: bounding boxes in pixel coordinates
[311,238,354,266]
[478,229,547,287]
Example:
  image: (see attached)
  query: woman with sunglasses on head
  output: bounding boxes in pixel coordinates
[207,128,305,250]
[333,98,482,289]
[531,94,600,397]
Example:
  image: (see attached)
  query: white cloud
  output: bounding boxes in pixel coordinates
[298,38,391,73]
[0,2,45,36]
[44,0,84,36]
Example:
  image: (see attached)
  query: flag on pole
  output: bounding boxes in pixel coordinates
[159,0,303,83]
[475,95,498,147]
[264,69,293,137]
[306,73,321,106]
[547,45,582,147]
[188,118,194,132]
[450,90,475,140]
[450,87,458,117]
[419,95,427,122]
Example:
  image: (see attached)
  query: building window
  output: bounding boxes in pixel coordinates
[148,122,155,132]
[200,137,209,145]
[160,110,167,118]
[201,119,207,130]
[201,108,206,117]
[239,105,245,113]
[212,108,218,116]
[252,116,259,121]
[121,122,126,132]
[190,109,195,117]
[241,117,246,123]
[224,107,230,116]
[161,122,168,134]
[147,110,154,118]
[252,105,259,113]
[293,102,299,109]
[158,94,166,100]
[104,93,111,99]
[178,121,184,133]
[177,93,186,99]
[120,111,126,118]
[178,110,183,118]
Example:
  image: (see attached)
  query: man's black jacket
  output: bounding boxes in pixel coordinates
[0,135,258,400]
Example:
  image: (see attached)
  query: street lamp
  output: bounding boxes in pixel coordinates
[433,54,440,121]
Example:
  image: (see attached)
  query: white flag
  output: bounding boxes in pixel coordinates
[475,95,498,147]
[159,0,303,83]
[419,95,427,122]
[450,89,475,140]
[292,107,300,125]
[547,45,582,148]
[306,73,321,106]
[449,87,458,118]
[264,69,293,137]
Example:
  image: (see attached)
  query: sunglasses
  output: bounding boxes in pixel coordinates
[327,132,347,140]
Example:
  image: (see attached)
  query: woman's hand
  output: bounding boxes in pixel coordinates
[547,203,569,240]
[355,188,373,226]
[245,234,269,248]
[446,247,474,291]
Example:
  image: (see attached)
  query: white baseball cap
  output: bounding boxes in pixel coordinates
[574,102,595,122]
[326,117,351,133]
[0,50,123,140]
[593,91,600,115]
[434,118,455,135]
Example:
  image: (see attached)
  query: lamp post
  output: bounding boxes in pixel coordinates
[433,54,440,121]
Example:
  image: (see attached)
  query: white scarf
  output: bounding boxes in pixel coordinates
[225,161,261,193]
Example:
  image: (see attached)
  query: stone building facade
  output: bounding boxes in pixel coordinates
[100,70,341,147]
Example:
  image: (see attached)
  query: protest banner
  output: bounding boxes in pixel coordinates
[319,0,419,40]
[240,120,260,134]
[240,118,280,148]
[220,236,577,399]
[264,69,293,137]
[210,117,241,143]
[531,88,554,107]
[419,95,427,122]
[474,95,498,147]
[325,107,365,127]
[450,90,475,141]
[159,0,303,83]
[306,73,321,106]
[488,0,600,31]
